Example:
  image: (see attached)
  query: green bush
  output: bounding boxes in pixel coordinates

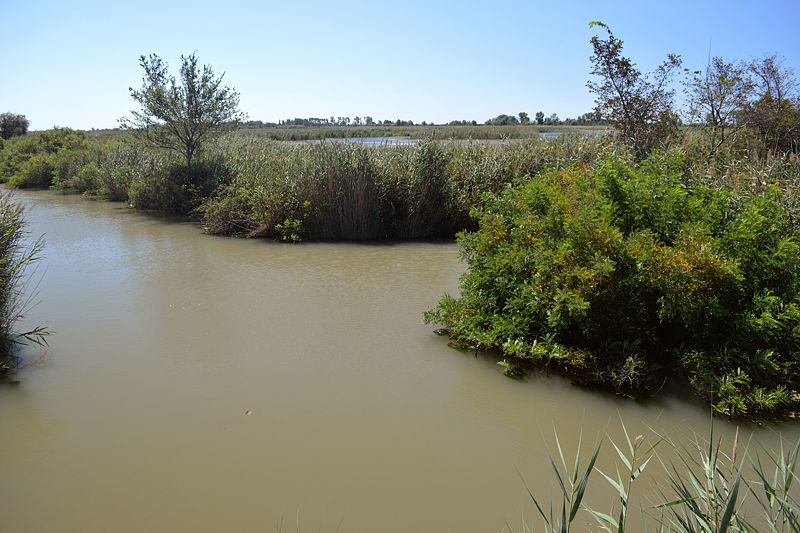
[0,127,90,187]
[10,153,56,188]
[129,157,230,214]
[0,135,42,182]
[426,151,800,417]
[64,162,105,196]
[95,142,159,202]
[51,148,92,190]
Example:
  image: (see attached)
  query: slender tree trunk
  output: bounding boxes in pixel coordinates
[186,146,193,181]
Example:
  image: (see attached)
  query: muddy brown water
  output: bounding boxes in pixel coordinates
[1,190,798,532]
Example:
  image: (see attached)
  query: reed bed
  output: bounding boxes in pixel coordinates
[200,133,612,240]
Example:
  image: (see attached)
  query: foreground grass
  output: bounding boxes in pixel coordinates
[512,420,800,532]
[0,193,47,375]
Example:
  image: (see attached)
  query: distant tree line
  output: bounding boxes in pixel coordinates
[240,113,606,129]
[240,116,428,128]
[484,111,605,126]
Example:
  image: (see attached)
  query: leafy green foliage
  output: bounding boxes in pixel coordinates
[10,153,57,188]
[129,157,229,214]
[427,151,800,416]
[1,127,90,188]
[0,193,48,373]
[0,112,29,140]
[121,53,244,177]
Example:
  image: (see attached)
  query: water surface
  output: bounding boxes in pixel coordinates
[0,190,797,532]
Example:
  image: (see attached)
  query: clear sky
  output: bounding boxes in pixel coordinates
[3,0,799,130]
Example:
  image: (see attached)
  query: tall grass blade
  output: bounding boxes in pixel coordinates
[569,442,600,521]
[719,470,742,532]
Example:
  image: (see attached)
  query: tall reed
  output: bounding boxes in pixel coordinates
[0,193,47,374]
[199,134,611,241]
[511,420,800,532]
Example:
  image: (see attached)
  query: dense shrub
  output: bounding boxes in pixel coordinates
[426,151,800,417]
[0,128,90,187]
[10,153,57,188]
[0,135,42,181]
[129,156,230,214]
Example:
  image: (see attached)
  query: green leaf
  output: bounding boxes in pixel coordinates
[569,442,600,522]
[609,437,632,471]
[719,470,742,532]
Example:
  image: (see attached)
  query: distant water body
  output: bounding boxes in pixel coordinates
[307,130,606,145]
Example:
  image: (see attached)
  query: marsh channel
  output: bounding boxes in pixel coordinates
[1,189,798,532]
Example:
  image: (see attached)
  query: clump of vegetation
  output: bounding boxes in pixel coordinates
[0,194,47,375]
[0,127,91,189]
[198,134,608,240]
[426,150,800,417]
[0,112,29,140]
[514,420,800,532]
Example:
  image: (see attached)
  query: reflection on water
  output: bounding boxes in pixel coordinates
[0,190,796,532]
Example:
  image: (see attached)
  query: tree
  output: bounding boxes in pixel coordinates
[575,111,602,125]
[0,113,30,140]
[518,111,530,124]
[121,53,244,175]
[485,114,519,125]
[749,54,797,102]
[740,55,800,153]
[587,22,682,157]
[685,57,754,155]
[535,111,544,125]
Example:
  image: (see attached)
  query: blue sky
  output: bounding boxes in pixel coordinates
[3,0,799,130]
